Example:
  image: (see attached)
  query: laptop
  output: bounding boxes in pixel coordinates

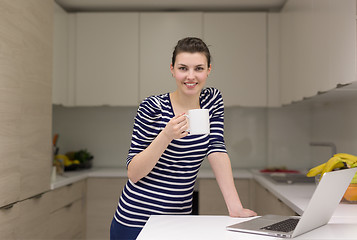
[226,167,357,238]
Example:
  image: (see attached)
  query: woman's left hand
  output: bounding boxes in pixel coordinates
[229,208,257,218]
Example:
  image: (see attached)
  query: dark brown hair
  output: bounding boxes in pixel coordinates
[172,37,211,68]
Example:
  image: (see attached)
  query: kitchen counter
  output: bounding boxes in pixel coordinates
[53,167,356,238]
[137,215,357,240]
[252,171,357,223]
[51,167,356,222]
[50,167,127,189]
[136,169,357,239]
[50,167,252,190]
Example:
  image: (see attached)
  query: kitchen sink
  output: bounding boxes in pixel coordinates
[263,173,315,184]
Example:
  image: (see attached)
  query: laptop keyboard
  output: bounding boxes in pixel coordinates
[261,218,299,232]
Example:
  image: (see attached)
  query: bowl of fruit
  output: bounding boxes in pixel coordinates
[343,179,357,203]
[307,153,357,203]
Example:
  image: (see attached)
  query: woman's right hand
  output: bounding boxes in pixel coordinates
[128,115,188,183]
[162,113,189,140]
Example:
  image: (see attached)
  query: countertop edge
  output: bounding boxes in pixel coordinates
[50,167,253,190]
[50,167,357,221]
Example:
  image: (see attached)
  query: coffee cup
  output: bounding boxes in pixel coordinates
[186,109,210,135]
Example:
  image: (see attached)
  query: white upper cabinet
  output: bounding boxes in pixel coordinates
[75,13,140,106]
[139,12,203,100]
[54,11,267,107]
[53,3,69,105]
[203,13,267,107]
[325,0,356,87]
[280,0,356,105]
[267,13,281,107]
[53,5,356,107]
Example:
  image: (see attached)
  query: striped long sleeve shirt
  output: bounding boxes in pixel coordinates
[114,87,227,228]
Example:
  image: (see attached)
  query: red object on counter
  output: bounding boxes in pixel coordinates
[53,134,59,146]
[260,168,300,173]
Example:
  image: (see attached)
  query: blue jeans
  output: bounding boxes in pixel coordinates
[110,218,142,240]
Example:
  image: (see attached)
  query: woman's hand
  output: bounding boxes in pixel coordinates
[207,152,258,219]
[229,207,257,218]
[162,113,189,140]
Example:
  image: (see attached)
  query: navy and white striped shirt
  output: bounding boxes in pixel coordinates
[114,87,227,228]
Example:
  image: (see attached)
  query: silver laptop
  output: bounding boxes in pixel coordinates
[227,167,357,238]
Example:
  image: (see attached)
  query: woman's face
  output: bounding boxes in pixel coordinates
[170,52,211,97]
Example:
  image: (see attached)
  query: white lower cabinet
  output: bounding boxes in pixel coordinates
[252,180,296,216]
[86,177,128,240]
[199,178,295,216]
[0,202,19,239]
[16,193,52,239]
[199,179,251,215]
[0,176,298,239]
[49,180,86,240]
[50,180,86,212]
[49,199,85,239]
[0,191,52,240]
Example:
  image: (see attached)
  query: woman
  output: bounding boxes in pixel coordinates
[110,37,257,239]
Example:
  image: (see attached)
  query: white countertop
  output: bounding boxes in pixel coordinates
[252,171,357,223]
[50,167,252,189]
[51,167,357,239]
[137,169,357,239]
[51,167,357,224]
[137,215,357,240]
[50,167,127,189]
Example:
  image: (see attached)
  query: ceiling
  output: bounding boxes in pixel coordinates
[55,0,287,12]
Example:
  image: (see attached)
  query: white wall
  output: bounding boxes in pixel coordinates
[53,95,357,170]
[310,96,357,166]
[53,106,269,169]
[265,95,357,170]
[267,104,311,170]
[52,106,137,168]
[222,107,267,169]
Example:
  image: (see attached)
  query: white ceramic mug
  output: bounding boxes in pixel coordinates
[186,109,210,135]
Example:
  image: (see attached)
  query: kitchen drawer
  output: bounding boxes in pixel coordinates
[49,198,85,239]
[252,180,296,216]
[51,180,86,212]
[86,177,127,239]
[16,192,51,239]
[199,179,251,215]
[0,202,19,239]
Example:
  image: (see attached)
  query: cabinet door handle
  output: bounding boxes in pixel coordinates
[65,203,73,209]
[1,203,15,210]
[32,193,44,199]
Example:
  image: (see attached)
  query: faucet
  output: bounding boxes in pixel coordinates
[309,142,337,156]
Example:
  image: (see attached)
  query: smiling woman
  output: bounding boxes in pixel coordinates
[169,38,212,112]
[110,37,256,240]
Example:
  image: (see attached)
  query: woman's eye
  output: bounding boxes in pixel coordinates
[179,67,187,71]
[195,67,204,71]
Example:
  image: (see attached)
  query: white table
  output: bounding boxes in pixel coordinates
[137,215,357,240]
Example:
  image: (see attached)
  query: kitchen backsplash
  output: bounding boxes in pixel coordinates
[52,105,270,169]
[52,96,357,170]
[310,96,357,166]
